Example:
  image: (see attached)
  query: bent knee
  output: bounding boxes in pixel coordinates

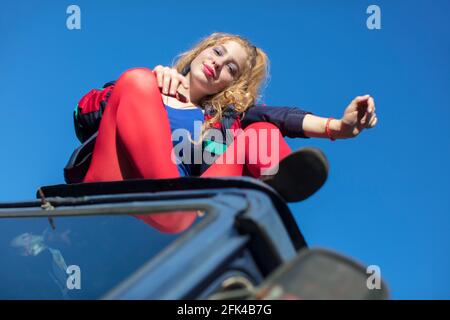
[117,67,158,92]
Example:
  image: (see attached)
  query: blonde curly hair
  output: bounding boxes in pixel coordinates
[173,32,269,142]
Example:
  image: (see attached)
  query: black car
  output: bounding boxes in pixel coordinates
[0,177,388,300]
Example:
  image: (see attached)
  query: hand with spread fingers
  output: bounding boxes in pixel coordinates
[338,94,378,138]
[152,65,190,103]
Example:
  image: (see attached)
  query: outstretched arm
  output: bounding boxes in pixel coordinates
[241,105,313,138]
[302,95,378,140]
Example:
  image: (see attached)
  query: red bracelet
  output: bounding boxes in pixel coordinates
[326,117,336,141]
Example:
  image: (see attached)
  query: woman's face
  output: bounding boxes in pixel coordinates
[189,40,249,98]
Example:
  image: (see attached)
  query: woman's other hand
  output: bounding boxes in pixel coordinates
[153,65,189,102]
[338,95,378,138]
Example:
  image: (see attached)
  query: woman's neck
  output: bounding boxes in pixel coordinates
[183,72,206,108]
[162,94,203,112]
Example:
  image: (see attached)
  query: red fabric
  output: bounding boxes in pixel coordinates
[83,68,195,234]
[78,86,115,114]
[202,121,292,178]
[83,67,291,234]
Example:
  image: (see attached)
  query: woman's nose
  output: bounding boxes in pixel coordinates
[212,59,223,70]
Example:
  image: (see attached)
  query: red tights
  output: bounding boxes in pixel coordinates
[83,68,292,233]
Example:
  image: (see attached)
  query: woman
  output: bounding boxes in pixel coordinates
[74,33,377,233]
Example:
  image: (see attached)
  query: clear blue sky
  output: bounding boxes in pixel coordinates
[1,0,449,299]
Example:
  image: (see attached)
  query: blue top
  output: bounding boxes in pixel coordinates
[165,105,204,176]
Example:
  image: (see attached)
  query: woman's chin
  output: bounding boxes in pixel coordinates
[191,78,216,96]
[196,71,212,84]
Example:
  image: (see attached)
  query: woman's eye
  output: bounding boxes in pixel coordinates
[227,64,236,76]
[213,48,222,55]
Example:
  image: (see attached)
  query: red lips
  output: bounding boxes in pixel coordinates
[203,64,215,78]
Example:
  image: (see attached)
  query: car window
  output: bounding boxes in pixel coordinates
[0,210,206,299]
